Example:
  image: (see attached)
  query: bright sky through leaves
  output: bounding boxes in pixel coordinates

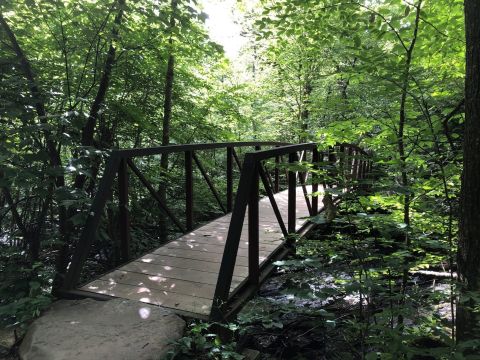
[201,0,247,60]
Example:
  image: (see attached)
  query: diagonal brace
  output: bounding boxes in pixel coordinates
[192,152,227,214]
[127,159,185,233]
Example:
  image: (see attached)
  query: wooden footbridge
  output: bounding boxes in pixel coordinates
[60,142,371,320]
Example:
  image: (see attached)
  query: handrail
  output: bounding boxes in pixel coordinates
[111,141,290,158]
[242,143,317,161]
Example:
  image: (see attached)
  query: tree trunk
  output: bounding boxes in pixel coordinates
[0,13,66,268]
[457,0,480,343]
[397,0,422,325]
[74,0,126,191]
[159,0,177,241]
[54,0,127,288]
[300,78,312,143]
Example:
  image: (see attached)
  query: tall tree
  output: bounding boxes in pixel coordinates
[0,10,64,263]
[158,0,177,241]
[457,0,480,343]
[55,0,127,285]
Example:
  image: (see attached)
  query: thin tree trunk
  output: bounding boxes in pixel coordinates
[159,0,177,241]
[398,0,422,323]
[442,98,465,152]
[300,77,312,143]
[0,13,67,268]
[0,13,63,177]
[457,0,480,343]
[55,0,127,287]
[74,0,126,190]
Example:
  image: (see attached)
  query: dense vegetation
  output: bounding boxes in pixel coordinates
[1,0,479,358]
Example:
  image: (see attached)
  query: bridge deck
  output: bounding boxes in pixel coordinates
[80,186,314,318]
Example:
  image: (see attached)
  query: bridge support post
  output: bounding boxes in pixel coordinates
[118,158,130,263]
[312,148,319,216]
[248,163,259,287]
[352,149,359,181]
[227,147,233,212]
[288,152,296,245]
[274,155,279,193]
[185,151,193,231]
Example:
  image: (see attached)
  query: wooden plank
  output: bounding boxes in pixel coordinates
[172,233,283,249]
[200,219,287,235]
[131,261,248,284]
[164,239,279,254]
[196,223,285,243]
[118,262,245,285]
[146,249,248,268]
[153,247,269,264]
[82,279,213,315]
[85,268,242,299]
[118,158,130,263]
[173,231,283,247]
[137,253,248,273]
[84,272,215,299]
[197,218,284,230]
[212,154,256,306]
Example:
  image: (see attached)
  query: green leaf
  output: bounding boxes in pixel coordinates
[354,35,361,48]
[365,352,380,360]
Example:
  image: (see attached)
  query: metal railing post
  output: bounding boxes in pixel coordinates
[352,149,359,181]
[312,148,319,216]
[248,162,259,287]
[227,147,233,212]
[118,157,131,263]
[274,155,280,193]
[288,152,296,237]
[185,150,193,231]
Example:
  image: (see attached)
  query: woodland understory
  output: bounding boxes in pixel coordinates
[1,0,480,359]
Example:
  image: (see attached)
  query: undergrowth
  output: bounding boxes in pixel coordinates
[166,192,480,359]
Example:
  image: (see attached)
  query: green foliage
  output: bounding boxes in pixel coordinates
[0,0,258,323]
[235,193,460,358]
[0,0,472,356]
[165,322,243,360]
[0,248,53,328]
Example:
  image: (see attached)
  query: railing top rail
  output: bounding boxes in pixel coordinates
[333,142,370,155]
[111,141,291,158]
[245,143,317,161]
[242,142,370,162]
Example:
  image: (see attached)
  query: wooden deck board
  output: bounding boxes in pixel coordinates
[131,259,248,279]
[164,239,280,254]
[80,186,317,317]
[135,253,248,272]
[152,246,272,262]
[83,279,213,315]
[118,261,246,285]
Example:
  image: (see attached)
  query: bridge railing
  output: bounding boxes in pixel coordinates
[61,141,290,291]
[211,142,372,320]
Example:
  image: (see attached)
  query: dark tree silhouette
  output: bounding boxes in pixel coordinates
[457,0,480,342]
